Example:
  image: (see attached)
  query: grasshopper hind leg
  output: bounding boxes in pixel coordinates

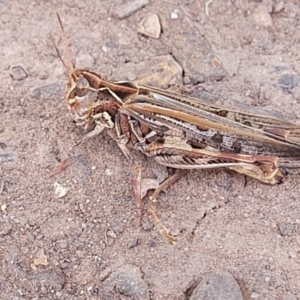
[148,169,188,245]
[228,164,285,185]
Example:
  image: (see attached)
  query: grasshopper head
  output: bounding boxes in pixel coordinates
[66,69,101,130]
[55,14,112,131]
[56,14,137,131]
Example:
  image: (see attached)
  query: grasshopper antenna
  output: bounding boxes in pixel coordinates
[49,13,76,178]
[56,13,74,76]
[54,42,68,73]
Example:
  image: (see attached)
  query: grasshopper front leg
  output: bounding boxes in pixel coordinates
[106,117,145,225]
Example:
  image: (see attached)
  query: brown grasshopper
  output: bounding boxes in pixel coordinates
[55,14,300,244]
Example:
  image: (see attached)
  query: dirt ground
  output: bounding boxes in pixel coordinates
[1,0,300,299]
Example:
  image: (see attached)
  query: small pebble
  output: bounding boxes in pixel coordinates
[277,73,299,92]
[263,0,273,13]
[95,265,149,299]
[138,13,161,39]
[38,71,49,80]
[17,289,25,296]
[28,219,36,226]
[33,254,48,266]
[171,11,179,19]
[102,45,109,53]
[105,169,113,176]
[273,2,284,13]
[250,3,273,27]
[128,238,141,249]
[279,223,294,236]
[113,0,149,19]
[54,182,69,199]
[190,271,243,300]
[288,250,297,259]
[106,230,117,238]
[31,83,63,100]
[142,222,154,231]
[59,241,67,249]
[0,142,7,150]
[0,224,12,236]
[0,153,18,166]
[250,292,260,299]
[75,53,95,69]
[10,66,28,81]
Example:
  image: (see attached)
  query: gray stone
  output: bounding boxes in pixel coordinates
[134,55,183,87]
[0,153,18,166]
[32,83,64,100]
[71,257,97,285]
[113,0,149,19]
[279,223,294,236]
[95,264,149,300]
[277,74,299,92]
[75,53,95,70]
[31,268,65,291]
[249,3,273,27]
[0,142,7,149]
[190,271,243,300]
[10,66,27,80]
[162,15,227,83]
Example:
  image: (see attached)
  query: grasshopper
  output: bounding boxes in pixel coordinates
[55,14,300,244]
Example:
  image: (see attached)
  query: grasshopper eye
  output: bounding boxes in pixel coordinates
[75,76,89,97]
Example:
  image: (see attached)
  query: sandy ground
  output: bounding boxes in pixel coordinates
[1,0,300,299]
